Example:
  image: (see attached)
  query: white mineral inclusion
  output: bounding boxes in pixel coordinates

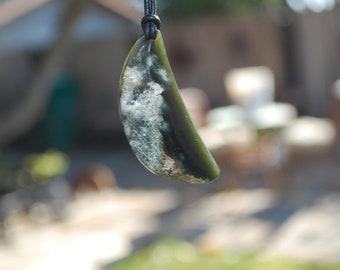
[120,49,180,175]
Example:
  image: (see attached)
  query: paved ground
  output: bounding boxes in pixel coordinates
[0,149,340,269]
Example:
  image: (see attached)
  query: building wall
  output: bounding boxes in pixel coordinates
[162,15,283,107]
[1,9,340,142]
[291,8,340,116]
[68,15,283,132]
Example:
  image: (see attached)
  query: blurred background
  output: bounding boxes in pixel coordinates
[1,0,340,269]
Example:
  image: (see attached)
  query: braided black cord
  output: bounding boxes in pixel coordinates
[141,0,161,40]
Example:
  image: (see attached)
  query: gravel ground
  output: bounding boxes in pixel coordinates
[0,149,340,269]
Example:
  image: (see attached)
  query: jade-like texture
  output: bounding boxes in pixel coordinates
[119,31,220,183]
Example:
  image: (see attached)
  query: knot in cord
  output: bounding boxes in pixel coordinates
[141,0,160,40]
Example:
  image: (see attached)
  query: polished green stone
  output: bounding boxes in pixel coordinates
[119,31,220,183]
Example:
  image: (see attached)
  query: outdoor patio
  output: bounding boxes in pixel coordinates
[1,0,340,269]
[0,148,340,269]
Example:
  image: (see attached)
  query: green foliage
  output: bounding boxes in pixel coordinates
[23,149,69,183]
[160,0,281,18]
[0,149,69,193]
[106,238,340,270]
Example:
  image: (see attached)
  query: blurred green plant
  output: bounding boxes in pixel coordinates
[23,149,69,184]
[160,0,281,18]
[105,238,340,270]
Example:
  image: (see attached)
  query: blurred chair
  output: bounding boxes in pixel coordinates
[283,79,338,162]
[251,102,297,130]
[224,66,275,121]
[199,122,256,163]
[179,87,253,163]
[206,105,247,130]
[199,66,297,188]
[200,105,255,158]
[282,117,336,162]
[179,86,256,168]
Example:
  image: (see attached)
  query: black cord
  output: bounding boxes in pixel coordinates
[141,0,161,40]
[144,0,156,15]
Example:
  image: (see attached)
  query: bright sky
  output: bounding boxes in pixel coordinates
[286,0,336,13]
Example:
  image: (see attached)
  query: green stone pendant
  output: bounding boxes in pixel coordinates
[119,31,220,183]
